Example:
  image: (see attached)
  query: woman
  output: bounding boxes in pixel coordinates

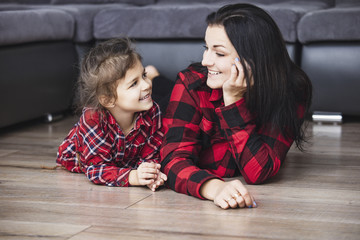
[160,4,312,209]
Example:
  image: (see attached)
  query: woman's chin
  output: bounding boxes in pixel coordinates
[206,78,223,89]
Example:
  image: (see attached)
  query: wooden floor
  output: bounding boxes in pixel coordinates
[0,114,359,240]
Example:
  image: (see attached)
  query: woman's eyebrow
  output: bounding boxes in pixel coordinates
[213,44,226,49]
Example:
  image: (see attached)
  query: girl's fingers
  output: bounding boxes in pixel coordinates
[140,173,157,179]
[142,179,155,185]
[139,167,159,175]
[160,172,167,181]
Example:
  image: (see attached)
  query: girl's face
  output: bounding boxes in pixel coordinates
[111,60,153,114]
[202,25,240,89]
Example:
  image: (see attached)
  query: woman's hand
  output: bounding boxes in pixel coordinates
[222,58,248,106]
[129,162,160,186]
[200,178,257,209]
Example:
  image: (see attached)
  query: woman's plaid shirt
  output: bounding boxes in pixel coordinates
[160,64,294,199]
[56,102,164,187]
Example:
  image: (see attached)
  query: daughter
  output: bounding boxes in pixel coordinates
[56,38,167,191]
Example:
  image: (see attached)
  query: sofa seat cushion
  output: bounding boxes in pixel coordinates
[298,4,360,43]
[0,8,74,46]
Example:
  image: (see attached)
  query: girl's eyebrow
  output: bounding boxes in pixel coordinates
[128,76,138,87]
[127,68,145,87]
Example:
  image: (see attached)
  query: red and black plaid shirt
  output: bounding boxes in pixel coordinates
[57,102,163,187]
[160,64,294,199]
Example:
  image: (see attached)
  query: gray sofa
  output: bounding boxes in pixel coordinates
[1,0,359,128]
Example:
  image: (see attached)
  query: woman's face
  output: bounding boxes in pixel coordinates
[202,24,240,89]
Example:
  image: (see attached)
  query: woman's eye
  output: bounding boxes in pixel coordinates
[216,53,225,57]
[142,72,147,79]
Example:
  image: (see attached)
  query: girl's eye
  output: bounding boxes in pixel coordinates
[130,81,137,88]
[142,72,147,79]
[216,53,225,57]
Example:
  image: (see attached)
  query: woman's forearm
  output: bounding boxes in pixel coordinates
[199,178,224,200]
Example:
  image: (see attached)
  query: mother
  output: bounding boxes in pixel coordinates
[160,3,312,209]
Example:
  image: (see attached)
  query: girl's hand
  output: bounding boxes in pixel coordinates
[133,162,160,186]
[147,171,167,192]
[222,58,248,106]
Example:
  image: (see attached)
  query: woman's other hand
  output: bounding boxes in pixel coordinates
[200,178,257,209]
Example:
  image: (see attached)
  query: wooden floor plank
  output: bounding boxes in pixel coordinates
[0,116,359,239]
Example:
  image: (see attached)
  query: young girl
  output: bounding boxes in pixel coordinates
[57,38,167,191]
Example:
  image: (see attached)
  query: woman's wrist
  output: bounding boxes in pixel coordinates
[223,95,243,107]
[200,178,224,200]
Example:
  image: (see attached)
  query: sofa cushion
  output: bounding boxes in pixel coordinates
[51,0,155,5]
[94,4,220,40]
[0,0,50,3]
[0,9,74,46]
[47,4,126,43]
[156,0,334,5]
[298,5,360,43]
[263,1,332,42]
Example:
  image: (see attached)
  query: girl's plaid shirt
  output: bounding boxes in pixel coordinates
[160,64,295,199]
[56,102,164,187]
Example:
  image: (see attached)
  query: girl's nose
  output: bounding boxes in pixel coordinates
[142,77,152,91]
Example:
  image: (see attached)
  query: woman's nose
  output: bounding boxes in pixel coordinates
[201,51,213,67]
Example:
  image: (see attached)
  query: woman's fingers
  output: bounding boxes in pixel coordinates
[214,180,257,209]
[229,63,238,84]
[232,180,257,207]
[233,58,246,87]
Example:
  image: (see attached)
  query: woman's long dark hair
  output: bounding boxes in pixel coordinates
[207,4,312,150]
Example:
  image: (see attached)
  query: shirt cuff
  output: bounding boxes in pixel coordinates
[215,98,254,130]
[189,170,223,199]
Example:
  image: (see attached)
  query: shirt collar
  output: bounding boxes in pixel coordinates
[106,109,150,130]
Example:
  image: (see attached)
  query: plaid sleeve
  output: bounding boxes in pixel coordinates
[139,102,164,164]
[56,124,83,173]
[78,111,132,187]
[215,98,293,184]
[160,71,220,199]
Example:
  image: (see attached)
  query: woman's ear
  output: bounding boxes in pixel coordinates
[98,95,115,108]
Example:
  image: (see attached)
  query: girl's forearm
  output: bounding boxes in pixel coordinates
[129,169,139,186]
